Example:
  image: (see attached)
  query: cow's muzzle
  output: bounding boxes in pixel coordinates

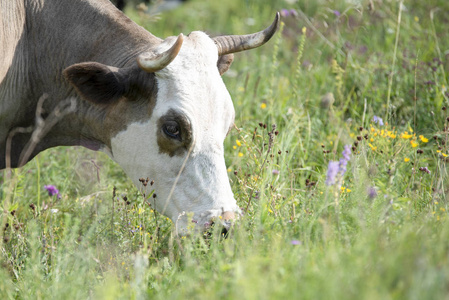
[207,210,237,237]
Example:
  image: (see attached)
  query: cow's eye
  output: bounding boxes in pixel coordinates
[162,122,181,140]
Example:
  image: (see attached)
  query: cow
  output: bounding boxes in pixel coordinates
[0,0,279,235]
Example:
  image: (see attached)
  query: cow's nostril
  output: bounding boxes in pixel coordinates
[221,226,229,236]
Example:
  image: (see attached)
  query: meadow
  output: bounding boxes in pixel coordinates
[1,0,449,299]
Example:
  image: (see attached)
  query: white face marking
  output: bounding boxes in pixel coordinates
[109,32,239,234]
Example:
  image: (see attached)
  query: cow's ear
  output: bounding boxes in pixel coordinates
[63,62,127,105]
[217,54,234,76]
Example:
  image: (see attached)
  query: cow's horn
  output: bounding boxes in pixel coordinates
[137,33,184,72]
[213,12,280,56]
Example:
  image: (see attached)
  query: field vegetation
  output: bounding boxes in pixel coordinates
[1,0,449,298]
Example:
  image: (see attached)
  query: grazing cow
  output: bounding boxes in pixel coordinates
[0,0,279,234]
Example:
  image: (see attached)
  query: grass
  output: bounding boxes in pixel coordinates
[1,0,449,299]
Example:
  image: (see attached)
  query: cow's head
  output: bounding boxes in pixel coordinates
[64,13,279,235]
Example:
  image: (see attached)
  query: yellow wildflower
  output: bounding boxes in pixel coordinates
[346,188,352,193]
[442,153,448,157]
[387,131,396,138]
[404,158,410,162]
[419,135,428,143]
[260,103,267,109]
[368,143,377,151]
[233,145,237,149]
[410,140,419,148]
[236,139,242,146]
[238,152,244,157]
[400,132,413,139]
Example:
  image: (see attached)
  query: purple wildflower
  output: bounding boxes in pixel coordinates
[419,167,431,174]
[325,161,340,186]
[272,169,280,175]
[44,185,61,199]
[368,186,378,199]
[342,144,351,161]
[280,9,290,17]
[333,10,341,17]
[291,240,301,245]
[325,145,351,186]
[281,9,298,17]
[373,115,384,126]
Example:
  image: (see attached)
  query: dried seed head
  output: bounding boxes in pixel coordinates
[29,203,36,210]
[357,136,362,141]
[359,126,364,131]
[152,193,157,199]
[150,180,154,186]
[417,149,424,154]
[443,106,447,111]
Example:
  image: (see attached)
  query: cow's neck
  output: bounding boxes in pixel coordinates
[0,0,161,168]
[4,0,160,167]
